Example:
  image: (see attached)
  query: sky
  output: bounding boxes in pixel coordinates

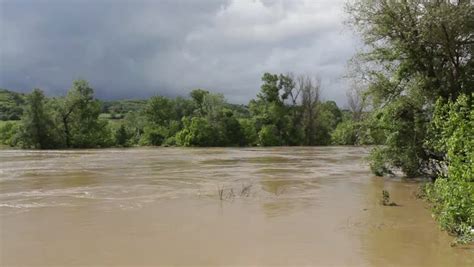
[0,0,360,105]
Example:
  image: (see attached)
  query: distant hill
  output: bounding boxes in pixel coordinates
[0,89,249,122]
[0,89,25,120]
[0,88,150,121]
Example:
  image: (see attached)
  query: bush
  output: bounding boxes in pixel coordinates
[331,120,357,145]
[368,147,391,176]
[140,125,166,146]
[423,94,474,242]
[163,136,177,146]
[368,97,427,177]
[114,124,131,147]
[239,118,258,146]
[219,110,245,146]
[0,121,20,146]
[425,180,473,238]
[175,117,218,146]
[258,125,280,146]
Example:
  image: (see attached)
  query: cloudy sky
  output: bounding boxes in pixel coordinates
[0,0,360,105]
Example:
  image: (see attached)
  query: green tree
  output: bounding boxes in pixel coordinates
[331,120,357,145]
[258,73,281,104]
[18,89,59,148]
[258,124,280,146]
[173,96,195,119]
[142,96,188,146]
[280,73,304,145]
[58,80,111,148]
[299,75,321,145]
[190,89,209,116]
[239,118,258,146]
[314,101,343,145]
[145,96,176,126]
[219,109,245,146]
[176,116,218,146]
[250,73,290,145]
[141,125,167,146]
[176,91,245,147]
[202,93,225,121]
[424,94,473,241]
[114,124,131,147]
[0,89,25,120]
[368,97,428,177]
[348,0,474,176]
[0,121,20,146]
[123,111,147,145]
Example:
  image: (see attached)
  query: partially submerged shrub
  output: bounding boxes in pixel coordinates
[423,94,474,244]
[331,120,357,145]
[114,124,131,147]
[381,190,398,206]
[424,180,473,241]
[258,125,280,146]
[369,147,391,176]
[217,183,253,200]
[0,121,20,146]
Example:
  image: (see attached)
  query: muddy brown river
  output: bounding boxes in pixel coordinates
[0,147,472,266]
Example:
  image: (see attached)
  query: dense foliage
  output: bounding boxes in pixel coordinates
[0,74,368,149]
[424,94,473,242]
[348,0,474,241]
[348,0,474,178]
[16,89,59,149]
[0,89,25,120]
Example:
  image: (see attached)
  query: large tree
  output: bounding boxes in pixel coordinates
[250,73,293,146]
[280,73,304,145]
[349,0,473,103]
[57,80,110,148]
[190,89,209,116]
[19,89,59,148]
[299,75,321,145]
[348,0,474,177]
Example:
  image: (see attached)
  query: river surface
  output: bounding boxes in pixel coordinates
[0,147,472,266]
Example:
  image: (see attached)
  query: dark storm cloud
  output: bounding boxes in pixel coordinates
[0,0,358,105]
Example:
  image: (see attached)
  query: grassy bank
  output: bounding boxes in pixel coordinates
[422,182,474,245]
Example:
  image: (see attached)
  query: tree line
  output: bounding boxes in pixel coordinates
[0,73,381,149]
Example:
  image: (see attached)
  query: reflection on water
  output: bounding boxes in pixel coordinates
[260,178,307,196]
[0,147,472,266]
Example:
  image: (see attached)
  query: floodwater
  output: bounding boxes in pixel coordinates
[0,147,472,266]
